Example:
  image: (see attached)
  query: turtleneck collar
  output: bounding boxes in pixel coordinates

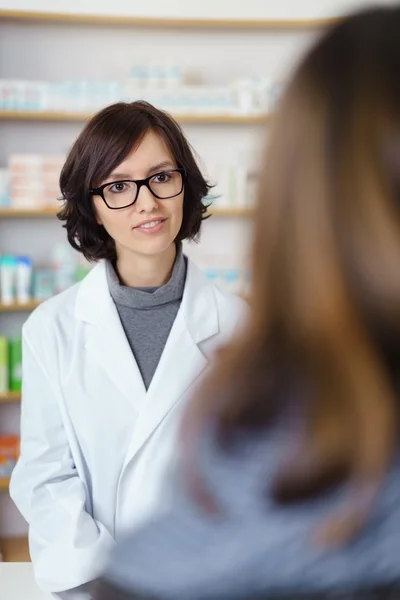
[106,244,187,310]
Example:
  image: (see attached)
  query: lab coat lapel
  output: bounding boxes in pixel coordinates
[122,259,219,462]
[75,262,146,406]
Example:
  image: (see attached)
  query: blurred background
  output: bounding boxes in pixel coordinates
[0,0,393,563]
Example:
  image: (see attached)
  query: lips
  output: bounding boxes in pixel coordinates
[134,218,166,230]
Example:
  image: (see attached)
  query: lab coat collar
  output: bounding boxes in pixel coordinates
[75,258,218,344]
[76,261,147,403]
[74,258,218,406]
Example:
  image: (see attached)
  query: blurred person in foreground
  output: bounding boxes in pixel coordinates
[93,6,400,599]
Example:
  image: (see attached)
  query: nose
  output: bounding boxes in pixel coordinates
[135,184,159,213]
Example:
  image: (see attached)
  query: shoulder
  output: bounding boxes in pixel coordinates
[101,426,270,599]
[101,442,400,598]
[212,286,249,343]
[213,285,248,320]
[185,257,249,332]
[20,282,83,369]
[23,275,87,342]
[24,261,108,338]
[25,282,79,325]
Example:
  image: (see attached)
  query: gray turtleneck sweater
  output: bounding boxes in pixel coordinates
[106,246,187,389]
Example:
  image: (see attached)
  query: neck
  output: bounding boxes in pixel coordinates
[116,244,177,288]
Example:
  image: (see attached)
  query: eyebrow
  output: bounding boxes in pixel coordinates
[146,160,176,176]
[107,161,176,183]
[106,172,132,181]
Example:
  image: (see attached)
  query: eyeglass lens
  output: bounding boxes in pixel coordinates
[103,170,183,209]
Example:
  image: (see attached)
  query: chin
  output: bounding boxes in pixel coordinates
[131,238,177,257]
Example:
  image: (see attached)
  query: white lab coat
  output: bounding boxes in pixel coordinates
[10,258,246,599]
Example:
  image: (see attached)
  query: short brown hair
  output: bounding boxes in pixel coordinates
[58,101,211,261]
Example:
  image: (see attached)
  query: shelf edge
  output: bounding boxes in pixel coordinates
[0,10,341,29]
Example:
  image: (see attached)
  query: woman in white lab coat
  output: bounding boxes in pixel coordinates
[10,101,246,600]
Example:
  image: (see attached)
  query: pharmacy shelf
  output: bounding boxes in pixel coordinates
[0,10,340,29]
[0,207,58,218]
[0,477,10,491]
[0,537,30,562]
[0,392,20,403]
[0,110,269,125]
[211,207,253,216]
[0,301,42,312]
[0,110,96,122]
[0,206,252,218]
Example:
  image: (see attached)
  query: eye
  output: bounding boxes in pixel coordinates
[152,171,172,184]
[108,181,129,194]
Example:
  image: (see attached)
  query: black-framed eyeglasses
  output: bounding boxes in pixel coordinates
[90,168,185,210]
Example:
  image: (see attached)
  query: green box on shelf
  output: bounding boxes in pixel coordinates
[9,338,22,392]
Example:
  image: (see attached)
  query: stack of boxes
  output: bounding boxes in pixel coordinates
[9,154,64,210]
[0,436,19,479]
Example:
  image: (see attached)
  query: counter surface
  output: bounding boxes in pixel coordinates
[0,562,52,600]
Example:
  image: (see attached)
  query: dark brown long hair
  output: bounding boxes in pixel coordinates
[187,6,400,542]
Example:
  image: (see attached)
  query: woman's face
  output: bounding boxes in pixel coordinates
[93,130,184,261]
